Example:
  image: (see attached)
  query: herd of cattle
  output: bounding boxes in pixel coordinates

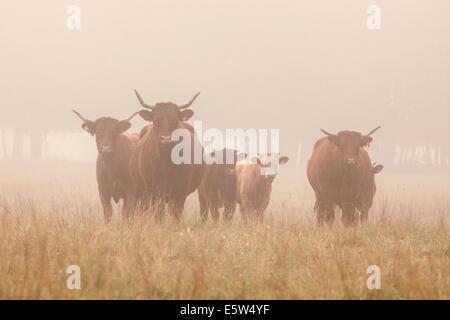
[72,90,383,227]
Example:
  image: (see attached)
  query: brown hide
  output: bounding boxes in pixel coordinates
[236,155,289,222]
[129,93,205,220]
[357,164,384,223]
[307,129,382,226]
[72,111,140,223]
[197,149,245,222]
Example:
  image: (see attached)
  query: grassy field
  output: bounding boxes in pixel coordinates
[0,161,448,299]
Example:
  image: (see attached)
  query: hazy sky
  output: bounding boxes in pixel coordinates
[0,1,449,167]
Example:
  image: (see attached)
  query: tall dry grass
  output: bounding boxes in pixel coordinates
[0,161,448,299]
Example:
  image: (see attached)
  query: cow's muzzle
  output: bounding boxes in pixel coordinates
[100,145,112,154]
[225,168,236,175]
[263,174,276,182]
[346,158,357,166]
[159,135,172,145]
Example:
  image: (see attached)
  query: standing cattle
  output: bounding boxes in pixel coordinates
[129,90,206,220]
[357,163,383,223]
[236,154,289,222]
[197,149,246,222]
[72,110,140,223]
[307,127,382,227]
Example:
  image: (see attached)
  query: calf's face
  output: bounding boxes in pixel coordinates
[257,154,290,183]
[210,149,246,177]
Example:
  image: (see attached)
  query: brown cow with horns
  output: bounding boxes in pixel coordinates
[307,126,382,227]
[129,90,206,220]
[72,109,140,223]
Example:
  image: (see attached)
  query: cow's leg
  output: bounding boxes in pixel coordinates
[169,197,186,221]
[241,198,258,222]
[128,188,146,217]
[101,194,113,223]
[210,205,219,222]
[239,204,248,223]
[317,200,334,227]
[257,210,264,223]
[359,204,370,224]
[122,197,133,219]
[209,192,219,222]
[223,202,236,222]
[317,205,325,226]
[153,198,165,222]
[248,208,258,222]
[341,204,358,227]
[315,193,326,226]
[198,194,209,222]
[358,196,373,224]
[124,191,143,219]
[139,196,150,215]
[136,188,152,216]
[325,205,335,226]
[360,209,369,224]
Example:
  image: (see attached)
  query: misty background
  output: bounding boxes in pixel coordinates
[0,0,449,172]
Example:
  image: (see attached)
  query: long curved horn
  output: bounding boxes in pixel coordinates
[134,89,155,109]
[178,92,200,109]
[72,109,90,122]
[320,129,335,137]
[122,111,140,122]
[365,126,381,136]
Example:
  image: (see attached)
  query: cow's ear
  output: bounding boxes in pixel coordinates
[373,164,383,174]
[180,109,194,121]
[117,120,131,133]
[279,156,290,165]
[361,136,373,147]
[139,110,153,121]
[82,121,95,136]
[236,152,247,162]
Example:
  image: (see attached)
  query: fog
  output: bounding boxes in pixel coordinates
[1,0,449,171]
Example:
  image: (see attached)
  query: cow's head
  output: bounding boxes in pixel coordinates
[209,149,247,176]
[256,153,290,183]
[72,110,138,155]
[134,90,199,146]
[320,126,381,168]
